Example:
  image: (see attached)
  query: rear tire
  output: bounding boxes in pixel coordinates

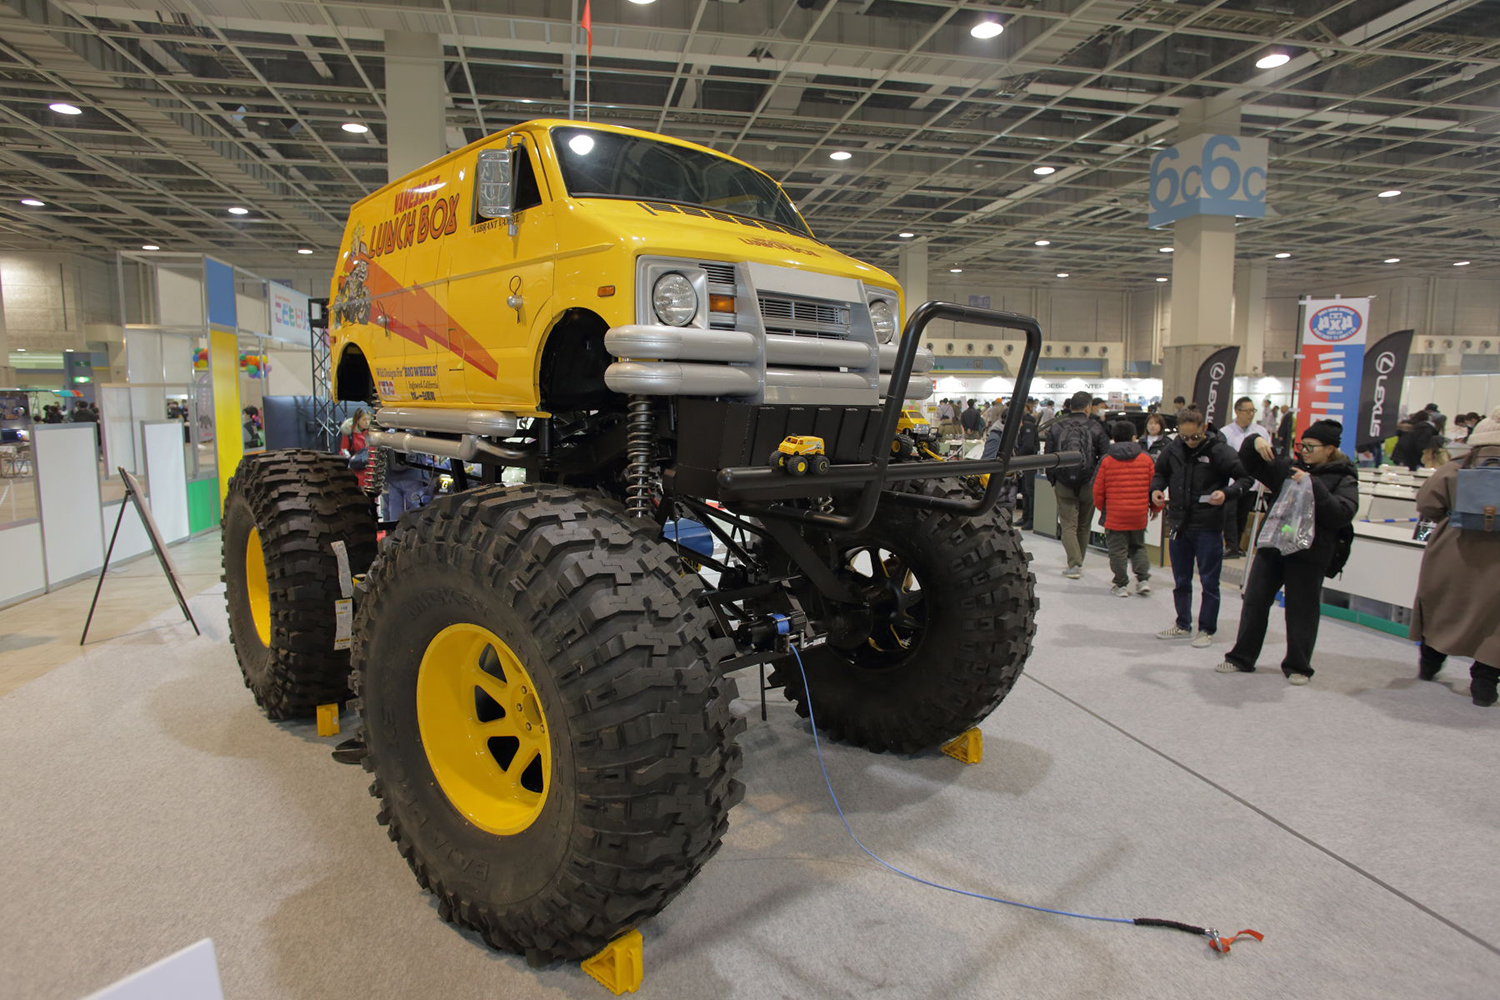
[222,449,377,719]
[352,484,744,963]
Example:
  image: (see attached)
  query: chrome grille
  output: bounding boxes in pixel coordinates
[700,262,736,287]
[757,295,851,339]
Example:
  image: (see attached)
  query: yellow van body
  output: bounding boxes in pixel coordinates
[328,119,906,416]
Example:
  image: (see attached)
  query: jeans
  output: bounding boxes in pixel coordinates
[1105,529,1150,587]
[384,477,431,518]
[1018,471,1037,527]
[1225,548,1326,676]
[1168,528,1223,634]
[1055,482,1094,568]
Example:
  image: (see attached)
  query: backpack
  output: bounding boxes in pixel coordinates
[1049,417,1097,488]
[1015,415,1040,456]
[1325,523,1355,578]
[1451,453,1500,531]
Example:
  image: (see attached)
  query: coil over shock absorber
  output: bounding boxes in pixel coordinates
[365,407,387,512]
[625,395,654,517]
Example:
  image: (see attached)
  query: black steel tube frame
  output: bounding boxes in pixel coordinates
[717,300,1079,533]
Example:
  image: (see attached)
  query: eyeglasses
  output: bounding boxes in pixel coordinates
[1182,432,1206,442]
[1298,442,1324,452]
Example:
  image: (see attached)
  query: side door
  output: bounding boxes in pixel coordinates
[384,166,462,407]
[446,135,556,411]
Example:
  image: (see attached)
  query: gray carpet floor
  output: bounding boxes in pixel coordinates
[2,533,1495,999]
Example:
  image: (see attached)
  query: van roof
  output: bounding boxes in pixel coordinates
[350,118,773,214]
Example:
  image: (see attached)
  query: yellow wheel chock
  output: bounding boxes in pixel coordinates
[316,703,341,737]
[581,928,643,995]
[941,727,983,764]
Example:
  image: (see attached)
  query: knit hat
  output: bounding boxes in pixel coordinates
[1302,419,1343,447]
[1467,406,1500,447]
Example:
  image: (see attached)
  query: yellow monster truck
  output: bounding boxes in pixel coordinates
[221,119,1070,965]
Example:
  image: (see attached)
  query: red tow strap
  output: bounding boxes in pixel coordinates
[1210,929,1265,954]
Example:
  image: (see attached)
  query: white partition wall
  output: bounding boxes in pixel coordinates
[143,421,190,543]
[0,524,46,607]
[99,499,153,564]
[32,425,106,586]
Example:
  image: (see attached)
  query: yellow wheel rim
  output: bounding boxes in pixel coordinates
[245,527,272,646]
[416,624,552,836]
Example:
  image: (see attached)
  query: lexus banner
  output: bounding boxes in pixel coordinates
[1192,346,1239,430]
[1356,329,1414,447]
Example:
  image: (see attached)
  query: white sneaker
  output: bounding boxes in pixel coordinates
[1063,566,1082,579]
[1214,660,1243,673]
[1190,631,1214,648]
[1156,624,1193,639]
[1111,584,1131,598]
[1287,673,1311,686]
[1134,580,1151,595]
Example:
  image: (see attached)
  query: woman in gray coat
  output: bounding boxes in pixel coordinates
[1411,405,1500,706]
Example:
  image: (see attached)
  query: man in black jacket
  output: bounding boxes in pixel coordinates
[982,399,1042,528]
[1044,390,1112,578]
[1151,408,1249,647]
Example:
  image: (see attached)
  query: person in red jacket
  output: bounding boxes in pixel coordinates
[1093,419,1163,597]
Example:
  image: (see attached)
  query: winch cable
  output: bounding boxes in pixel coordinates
[785,639,1263,955]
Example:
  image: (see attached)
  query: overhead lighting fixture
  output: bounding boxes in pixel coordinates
[297,248,314,255]
[20,198,44,207]
[1155,277,1169,282]
[141,244,160,251]
[1377,189,1401,198]
[519,99,534,104]
[627,0,656,5]
[1274,252,1292,259]
[1255,52,1291,69]
[829,150,852,161]
[1453,260,1471,266]
[949,268,963,273]
[1158,247,1174,253]
[341,122,369,134]
[1055,272,1069,278]
[49,102,83,115]
[1032,165,1056,176]
[227,206,249,215]
[970,20,1004,40]
[1384,257,1401,263]
[1034,239,1051,246]
[897,231,915,238]
[15,348,25,352]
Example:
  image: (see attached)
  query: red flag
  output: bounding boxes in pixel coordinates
[582,0,593,57]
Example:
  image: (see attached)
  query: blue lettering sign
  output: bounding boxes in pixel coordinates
[1148,134,1269,228]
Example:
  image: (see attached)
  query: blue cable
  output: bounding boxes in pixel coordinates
[787,642,1134,926]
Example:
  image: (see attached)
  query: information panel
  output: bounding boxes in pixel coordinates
[1148,134,1269,229]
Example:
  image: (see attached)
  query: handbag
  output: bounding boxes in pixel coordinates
[1258,474,1315,555]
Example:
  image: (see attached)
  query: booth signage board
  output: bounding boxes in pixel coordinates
[1296,297,1370,453]
[1148,134,1269,228]
[268,281,313,347]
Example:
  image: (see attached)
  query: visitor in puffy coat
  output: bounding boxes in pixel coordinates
[1216,420,1360,684]
[1093,420,1162,596]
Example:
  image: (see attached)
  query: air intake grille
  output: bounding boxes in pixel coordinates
[700,262,736,287]
[757,295,851,338]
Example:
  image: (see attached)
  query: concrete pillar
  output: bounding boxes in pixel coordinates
[897,240,928,324]
[384,31,446,182]
[1233,261,1268,375]
[1162,96,1242,405]
[0,268,12,387]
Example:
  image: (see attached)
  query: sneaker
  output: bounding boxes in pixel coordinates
[1063,566,1082,579]
[1215,660,1253,673]
[1134,580,1151,595]
[1111,584,1131,598]
[1190,631,1214,648]
[1287,673,1311,686]
[1156,624,1193,640]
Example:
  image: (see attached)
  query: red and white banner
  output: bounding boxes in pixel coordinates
[1295,297,1370,453]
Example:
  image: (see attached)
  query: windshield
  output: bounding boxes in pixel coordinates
[551,127,809,236]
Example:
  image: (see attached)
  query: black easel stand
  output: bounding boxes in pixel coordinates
[80,468,200,645]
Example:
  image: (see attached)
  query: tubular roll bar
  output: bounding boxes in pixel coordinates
[717,300,1081,533]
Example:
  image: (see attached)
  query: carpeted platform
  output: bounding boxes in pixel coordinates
[1,533,1494,999]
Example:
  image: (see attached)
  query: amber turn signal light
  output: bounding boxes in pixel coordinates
[597,285,616,297]
[709,293,735,313]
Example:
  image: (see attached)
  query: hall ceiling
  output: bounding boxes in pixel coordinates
[0,0,1498,287]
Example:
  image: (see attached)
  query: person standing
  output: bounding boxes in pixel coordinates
[981,397,1005,428]
[1142,412,1171,459]
[1393,410,1436,471]
[1037,399,1055,426]
[1216,422,1360,684]
[1408,406,1500,706]
[983,398,1041,529]
[1044,389,1111,579]
[1093,420,1162,597]
[1220,397,1273,557]
[340,407,372,491]
[960,399,982,438]
[1151,408,1248,648]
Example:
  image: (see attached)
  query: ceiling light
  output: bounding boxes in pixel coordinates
[16,348,25,352]
[1056,272,1069,278]
[949,268,963,273]
[341,122,369,134]
[627,0,656,5]
[1255,52,1291,69]
[898,232,915,238]
[20,198,44,207]
[519,99,533,104]
[297,248,314,255]
[1155,277,1169,282]
[227,206,249,215]
[49,102,82,115]
[141,244,160,251]
[1158,246,1174,253]
[1384,257,1401,263]
[1034,239,1051,246]
[970,21,1004,40]
[829,150,852,161]
[1377,189,1401,198]
[1032,165,1056,176]
[1274,252,1292,259]
[1453,260,1471,266]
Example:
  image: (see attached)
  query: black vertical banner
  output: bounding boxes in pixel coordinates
[1357,329,1414,446]
[1192,346,1239,430]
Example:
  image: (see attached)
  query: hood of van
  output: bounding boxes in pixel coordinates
[562,196,901,296]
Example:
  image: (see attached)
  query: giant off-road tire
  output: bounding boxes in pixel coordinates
[351,485,744,964]
[222,449,377,719]
[772,482,1038,753]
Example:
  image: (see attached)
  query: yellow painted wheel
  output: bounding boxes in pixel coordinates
[244,527,271,646]
[416,623,552,836]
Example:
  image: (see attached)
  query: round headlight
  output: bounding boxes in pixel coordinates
[652,273,698,327]
[870,299,896,344]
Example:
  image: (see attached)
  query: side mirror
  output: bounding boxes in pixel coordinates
[476,148,513,219]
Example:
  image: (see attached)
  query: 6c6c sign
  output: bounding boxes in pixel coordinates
[1148,134,1269,229]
